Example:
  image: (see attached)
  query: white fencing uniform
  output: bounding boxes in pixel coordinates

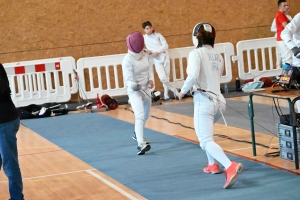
[122,51,154,146]
[281,13,300,112]
[281,13,300,66]
[180,45,231,169]
[144,32,177,99]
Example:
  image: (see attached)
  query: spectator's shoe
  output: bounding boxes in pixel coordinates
[137,144,151,155]
[223,161,243,189]
[164,97,172,102]
[203,163,221,174]
[132,132,150,144]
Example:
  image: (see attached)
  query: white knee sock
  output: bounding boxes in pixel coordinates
[205,151,215,165]
[163,84,169,99]
[205,141,232,169]
[135,119,144,145]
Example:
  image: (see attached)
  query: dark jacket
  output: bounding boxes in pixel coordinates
[0,63,19,123]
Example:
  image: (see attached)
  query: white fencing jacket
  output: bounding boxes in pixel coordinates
[122,51,154,94]
[180,45,224,95]
[281,13,300,66]
[144,32,169,64]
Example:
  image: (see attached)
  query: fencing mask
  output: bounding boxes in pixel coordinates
[192,23,216,48]
[126,32,144,53]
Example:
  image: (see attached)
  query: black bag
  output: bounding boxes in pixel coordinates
[17,104,69,119]
[17,105,52,119]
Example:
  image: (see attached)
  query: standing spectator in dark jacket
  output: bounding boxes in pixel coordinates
[0,63,24,200]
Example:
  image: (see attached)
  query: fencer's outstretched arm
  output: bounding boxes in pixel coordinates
[156,33,169,53]
[0,63,10,94]
[281,13,300,49]
[271,18,276,33]
[180,51,200,94]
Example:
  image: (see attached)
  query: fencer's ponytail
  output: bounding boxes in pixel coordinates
[196,26,215,48]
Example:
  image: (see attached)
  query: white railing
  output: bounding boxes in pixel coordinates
[76,54,129,99]
[6,37,282,104]
[4,57,76,107]
[76,43,235,99]
[232,37,281,80]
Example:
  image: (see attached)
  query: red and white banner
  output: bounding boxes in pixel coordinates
[5,62,61,75]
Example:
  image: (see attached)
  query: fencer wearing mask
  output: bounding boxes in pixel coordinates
[122,31,154,155]
[177,23,243,189]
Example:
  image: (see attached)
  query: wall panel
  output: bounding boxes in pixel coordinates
[0,0,299,99]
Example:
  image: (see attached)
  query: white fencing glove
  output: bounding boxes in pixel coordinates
[131,81,141,91]
[291,47,300,58]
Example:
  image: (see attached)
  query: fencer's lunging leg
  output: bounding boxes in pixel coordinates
[194,92,231,169]
[129,92,145,145]
[203,141,231,169]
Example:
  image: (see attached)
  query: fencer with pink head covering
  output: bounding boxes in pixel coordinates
[126,32,144,53]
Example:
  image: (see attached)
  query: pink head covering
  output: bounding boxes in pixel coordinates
[126,32,144,53]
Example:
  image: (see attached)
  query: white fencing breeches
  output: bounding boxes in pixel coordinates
[128,89,151,145]
[155,61,176,99]
[276,41,293,65]
[193,92,231,168]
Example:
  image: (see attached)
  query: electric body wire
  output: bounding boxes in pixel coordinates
[126,88,282,151]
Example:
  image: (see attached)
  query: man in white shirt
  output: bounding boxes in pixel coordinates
[142,21,178,101]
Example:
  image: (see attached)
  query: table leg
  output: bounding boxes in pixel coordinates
[290,98,299,169]
[248,94,256,156]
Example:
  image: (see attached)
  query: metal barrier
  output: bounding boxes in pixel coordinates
[168,43,234,88]
[232,37,281,80]
[4,57,76,107]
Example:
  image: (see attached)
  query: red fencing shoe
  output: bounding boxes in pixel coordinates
[203,163,221,174]
[223,161,243,189]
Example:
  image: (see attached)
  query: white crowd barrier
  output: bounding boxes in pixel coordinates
[232,37,281,80]
[6,37,282,105]
[4,57,77,107]
[168,43,234,88]
[77,43,235,99]
[77,54,132,99]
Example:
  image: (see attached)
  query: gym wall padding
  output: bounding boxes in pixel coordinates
[0,0,299,100]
